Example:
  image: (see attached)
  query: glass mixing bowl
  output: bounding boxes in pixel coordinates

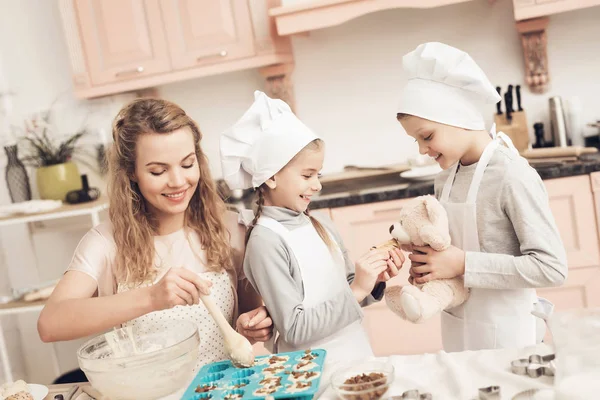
[77,320,199,400]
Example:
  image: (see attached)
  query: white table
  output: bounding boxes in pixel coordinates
[0,198,108,383]
[319,344,555,400]
[43,345,557,400]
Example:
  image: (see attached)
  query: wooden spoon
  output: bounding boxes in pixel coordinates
[199,294,255,368]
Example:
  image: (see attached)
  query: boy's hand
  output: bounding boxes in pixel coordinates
[408,245,465,284]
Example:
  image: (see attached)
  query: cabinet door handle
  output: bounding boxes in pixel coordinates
[197,50,228,62]
[373,207,403,215]
[115,66,144,77]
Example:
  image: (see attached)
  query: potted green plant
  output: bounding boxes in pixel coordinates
[21,114,87,201]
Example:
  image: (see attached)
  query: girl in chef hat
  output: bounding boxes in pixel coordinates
[220,91,404,366]
[394,42,567,352]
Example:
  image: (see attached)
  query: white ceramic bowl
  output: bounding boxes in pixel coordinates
[400,164,443,182]
[331,361,395,400]
[77,320,199,400]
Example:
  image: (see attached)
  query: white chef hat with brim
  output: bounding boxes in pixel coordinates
[220,91,319,190]
[397,42,501,131]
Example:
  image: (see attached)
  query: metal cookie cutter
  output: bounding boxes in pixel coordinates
[391,390,433,399]
[511,354,555,378]
[478,385,501,399]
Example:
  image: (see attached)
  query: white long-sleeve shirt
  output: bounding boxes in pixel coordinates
[434,145,568,289]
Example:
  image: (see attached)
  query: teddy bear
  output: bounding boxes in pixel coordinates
[378,195,469,323]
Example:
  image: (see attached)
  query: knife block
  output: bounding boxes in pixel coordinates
[494,110,530,152]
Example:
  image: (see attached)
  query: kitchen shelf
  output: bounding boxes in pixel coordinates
[0,197,108,383]
[269,0,474,36]
[0,198,108,227]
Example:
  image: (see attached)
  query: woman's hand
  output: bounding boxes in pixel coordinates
[408,245,465,284]
[149,267,212,311]
[236,306,273,344]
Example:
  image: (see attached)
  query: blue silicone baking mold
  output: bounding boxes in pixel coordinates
[180,349,327,400]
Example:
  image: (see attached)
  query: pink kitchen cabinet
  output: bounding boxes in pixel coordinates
[513,0,600,21]
[269,0,476,36]
[544,175,600,270]
[73,0,172,86]
[537,175,600,317]
[160,0,256,70]
[58,0,293,98]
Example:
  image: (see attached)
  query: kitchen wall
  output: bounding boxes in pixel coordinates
[0,0,599,385]
[163,0,600,175]
[0,0,128,384]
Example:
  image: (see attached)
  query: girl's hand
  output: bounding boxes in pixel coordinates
[351,248,390,302]
[408,245,465,284]
[236,306,273,344]
[400,243,414,253]
[149,267,212,311]
[377,248,405,282]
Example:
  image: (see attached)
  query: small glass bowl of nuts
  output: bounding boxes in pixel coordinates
[331,361,395,400]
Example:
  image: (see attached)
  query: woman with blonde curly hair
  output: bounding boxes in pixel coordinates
[37,98,272,368]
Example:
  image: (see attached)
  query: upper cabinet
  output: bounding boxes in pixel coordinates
[160,0,256,70]
[513,0,600,20]
[58,0,292,98]
[267,0,600,35]
[268,0,475,36]
[76,0,171,85]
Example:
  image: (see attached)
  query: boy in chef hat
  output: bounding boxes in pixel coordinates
[393,42,567,352]
[220,91,404,368]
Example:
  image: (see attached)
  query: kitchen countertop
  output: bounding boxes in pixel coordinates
[308,154,600,210]
[224,154,600,211]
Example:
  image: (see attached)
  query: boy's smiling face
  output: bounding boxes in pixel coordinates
[399,115,473,170]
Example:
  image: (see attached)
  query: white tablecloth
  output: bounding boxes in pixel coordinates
[318,344,555,400]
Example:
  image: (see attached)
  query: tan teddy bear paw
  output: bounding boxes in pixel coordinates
[400,285,445,323]
[384,285,409,320]
[399,285,425,322]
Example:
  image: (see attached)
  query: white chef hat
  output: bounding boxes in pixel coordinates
[397,42,500,131]
[220,91,319,190]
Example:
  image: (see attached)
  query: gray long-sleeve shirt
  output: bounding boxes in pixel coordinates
[243,206,384,347]
[434,145,568,289]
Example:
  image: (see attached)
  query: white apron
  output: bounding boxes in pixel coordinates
[119,272,235,372]
[439,128,541,352]
[256,216,374,363]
